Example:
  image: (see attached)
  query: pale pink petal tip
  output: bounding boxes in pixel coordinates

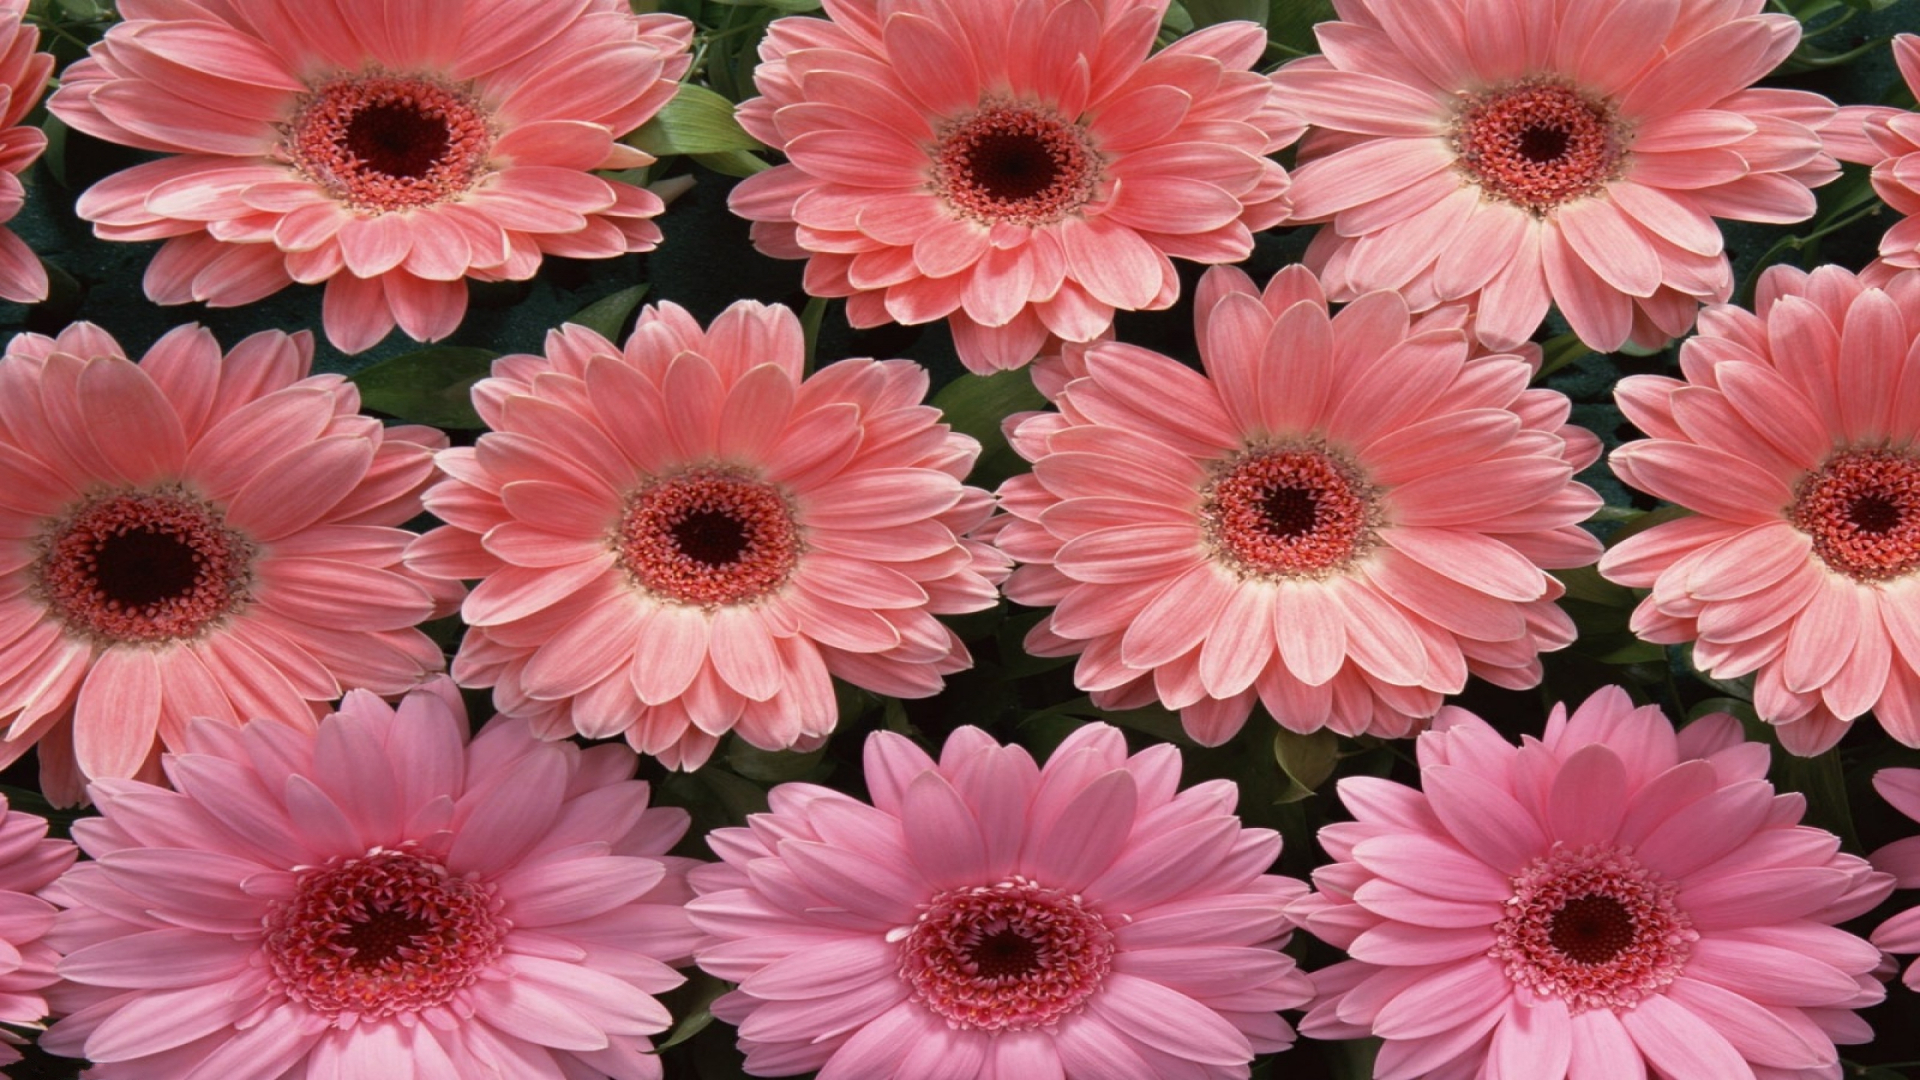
[686,722,1312,1078]
[43,685,696,1079]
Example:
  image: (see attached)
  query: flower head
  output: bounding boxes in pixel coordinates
[0,322,454,802]
[0,0,52,304]
[41,682,702,1080]
[1869,767,1920,991]
[47,0,692,353]
[1291,687,1890,1080]
[0,796,77,1066]
[1275,0,1840,352]
[993,264,1601,744]
[406,299,1006,770]
[728,0,1302,373]
[1603,264,1920,754]
[686,722,1313,1078]
[1839,35,1920,280]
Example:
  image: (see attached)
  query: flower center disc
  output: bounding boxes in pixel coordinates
[1452,80,1626,213]
[899,877,1115,1031]
[615,468,801,607]
[1791,448,1920,581]
[35,488,254,645]
[1490,845,1695,1013]
[931,101,1102,226]
[264,847,506,1019]
[1202,446,1377,579]
[288,74,493,212]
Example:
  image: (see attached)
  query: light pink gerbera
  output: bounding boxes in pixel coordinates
[406,299,1006,770]
[1838,35,1920,280]
[992,264,1602,744]
[46,0,692,353]
[1869,768,1920,991]
[0,0,51,304]
[0,321,455,803]
[687,721,1313,1078]
[38,681,701,1080]
[728,0,1301,374]
[1274,0,1841,352]
[1291,686,1891,1080]
[0,796,77,1066]
[1602,264,1920,754]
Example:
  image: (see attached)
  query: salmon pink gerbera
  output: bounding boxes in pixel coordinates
[1603,264,1920,754]
[728,0,1302,373]
[0,0,51,305]
[38,682,702,1080]
[1291,687,1890,1080]
[47,0,692,353]
[992,264,1602,744]
[1869,768,1920,991]
[687,722,1313,1078]
[1840,35,1920,280]
[1274,0,1842,352]
[0,796,76,1067]
[0,322,454,803]
[406,299,1006,770]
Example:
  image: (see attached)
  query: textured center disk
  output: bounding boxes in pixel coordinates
[899,877,1116,1031]
[1490,845,1696,1013]
[932,101,1102,226]
[264,847,506,1019]
[615,468,801,606]
[1792,448,1920,581]
[36,489,254,644]
[288,74,492,211]
[1202,446,1377,579]
[1452,80,1625,212]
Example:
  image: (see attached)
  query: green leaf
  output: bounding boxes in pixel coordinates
[1184,0,1266,27]
[1273,727,1339,803]
[1267,0,1334,56]
[569,284,650,341]
[626,84,765,158]
[350,346,498,429]
[691,149,771,177]
[1551,565,1637,607]
[1536,331,1592,380]
[727,738,827,784]
[929,367,1046,485]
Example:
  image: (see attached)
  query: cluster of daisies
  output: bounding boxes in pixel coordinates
[0,0,1917,1077]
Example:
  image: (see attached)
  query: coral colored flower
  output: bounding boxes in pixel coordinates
[0,1,51,304]
[407,300,1005,770]
[687,722,1313,1078]
[0,322,454,803]
[1291,687,1891,1080]
[728,0,1301,374]
[1603,264,1920,754]
[0,797,77,1066]
[993,264,1602,744]
[1870,768,1920,991]
[39,682,702,1080]
[47,0,692,353]
[1275,0,1841,352]
[1836,36,1920,279]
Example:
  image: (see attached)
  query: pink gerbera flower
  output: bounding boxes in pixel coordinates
[47,0,692,353]
[0,796,77,1066]
[1840,35,1920,279]
[0,321,454,802]
[728,0,1301,373]
[39,681,702,1080]
[1869,768,1920,991]
[0,0,51,304]
[1291,686,1891,1080]
[687,721,1313,1078]
[1603,264,1920,754]
[992,264,1602,744]
[1275,0,1841,352]
[406,299,1005,770]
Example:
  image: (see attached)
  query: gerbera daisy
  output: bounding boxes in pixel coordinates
[39,681,702,1080]
[1869,767,1920,990]
[1274,0,1841,352]
[1603,264,1920,754]
[0,0,51,305]
[406,299,1005,770]
[1836,35,1920,279]
[727,0,1301,374]
[0,796,77,1066]
[992,264,1602,744]
[0,321,453,803]
[686,721,1313,1078]
[1291,686,1890,1080]
[46,0,692,353]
